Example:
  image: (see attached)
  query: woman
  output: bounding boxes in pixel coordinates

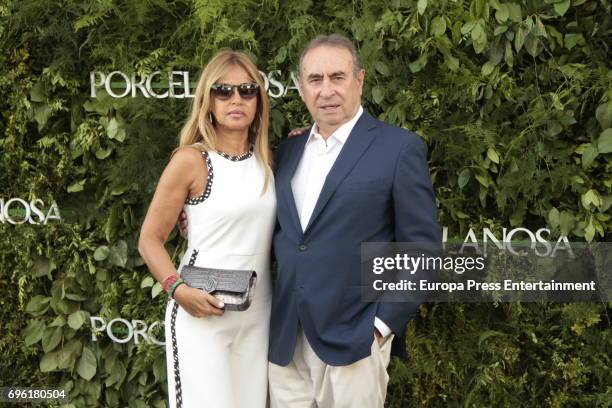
[138,50,275,408]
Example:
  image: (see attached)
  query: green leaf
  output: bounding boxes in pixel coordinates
[107,118,119,139]
[444,53,459,71]
[458,169,471,189]
[495,5,509,22]
[30,81,46,102]
[582,145,599,168]
[115,128,126,142]
[581,189,602,209]
[504,40,514,67]
[600,195,612,212]
[67,179,86,193]
[94,245,110,261]
[372,85,384,104]
[595,102,612,129]
[40,351,59,372]
[24,320,45,346]
[554,0,570,16]
[66,293,87,301]
[49,316,65,327]
[471,23,487,54]
[409,53,428,73]
[489,42,504,64]
[548,208,560,229]
[455,210,470,219]
[417,0,427,15]
[33,103,52,130]
[57,339,81,370]
[431,16,446,37]
[152,282,163,299]
[533,16,547,37]
[506,3,522,22]
[525,35,540,57]
[584,219,595,242]
[487,147,500,163]
[564,33,584,50]
[105,204,122,243]
[475,174,490,188]
[109,240,128,268]
[33,256,52,277]
[42,326,62,353]
[514,26,528,52]
[77,346,97,380]
[95,147,112,160]
[68,311,88,330]
[141,276,154,288]
[481,61,495,76]
[461,20,476,35]
[112,185,127,196]
[551,94,564,110]
[374,61,390,76]
[25,295,50,315]
[597,128,612,153]
[494,25,508,36]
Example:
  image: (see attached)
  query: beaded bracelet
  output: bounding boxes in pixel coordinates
[162,274,179,293]
[169,279,186,299]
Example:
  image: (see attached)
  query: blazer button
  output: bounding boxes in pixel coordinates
[298,244,307,252]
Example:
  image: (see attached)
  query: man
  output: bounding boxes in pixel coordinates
[268,34,441,407]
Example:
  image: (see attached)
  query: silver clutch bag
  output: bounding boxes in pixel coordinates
[179,265,257,311]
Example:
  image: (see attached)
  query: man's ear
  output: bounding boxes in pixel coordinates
[356,69,366,93]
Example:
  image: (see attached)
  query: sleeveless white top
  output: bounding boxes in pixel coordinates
[179,144,276,300]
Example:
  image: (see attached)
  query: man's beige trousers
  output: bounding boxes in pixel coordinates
[269,327,394,408]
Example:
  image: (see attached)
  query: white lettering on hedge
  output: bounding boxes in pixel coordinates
[442,227,573,258]
[90,316,165,346]
[0,198,61,225]
[90,70,297,99]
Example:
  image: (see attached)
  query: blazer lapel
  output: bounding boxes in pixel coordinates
[280,130,311,238]
[303,111,378,235]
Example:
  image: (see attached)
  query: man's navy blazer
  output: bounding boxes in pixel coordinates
[269,110,441,366]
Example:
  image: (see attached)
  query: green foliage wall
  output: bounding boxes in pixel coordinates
[1,0,610,406]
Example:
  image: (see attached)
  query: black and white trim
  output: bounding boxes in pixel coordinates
[187,249,199,266]
[216,144,254,161]
[170,302,183,408]
[170,248,199,408]
[185,151,213,205]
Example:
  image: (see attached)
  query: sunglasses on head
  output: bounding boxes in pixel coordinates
[210,82,259,100]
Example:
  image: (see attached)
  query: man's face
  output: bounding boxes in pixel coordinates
[299,45,365,136]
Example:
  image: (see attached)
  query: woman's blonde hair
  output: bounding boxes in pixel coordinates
[177,50,271,191]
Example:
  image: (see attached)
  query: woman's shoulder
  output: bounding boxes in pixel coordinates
[172,144,206,161]
[168,145,207,173]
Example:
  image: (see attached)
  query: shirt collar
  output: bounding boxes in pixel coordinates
[307,106,364,146]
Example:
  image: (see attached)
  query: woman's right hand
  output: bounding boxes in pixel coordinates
[173,284,225,317]
[288,125,310,137]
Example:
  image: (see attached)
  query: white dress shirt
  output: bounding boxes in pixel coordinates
[291,106,392,338]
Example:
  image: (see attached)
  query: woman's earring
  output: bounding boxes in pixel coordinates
[208,112,213,123]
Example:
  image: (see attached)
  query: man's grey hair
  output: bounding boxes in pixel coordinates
[298,34,364,76]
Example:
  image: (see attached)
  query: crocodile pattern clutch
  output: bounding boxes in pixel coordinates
[179,265,257,311]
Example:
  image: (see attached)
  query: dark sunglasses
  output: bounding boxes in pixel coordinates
[210,82,259,100]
